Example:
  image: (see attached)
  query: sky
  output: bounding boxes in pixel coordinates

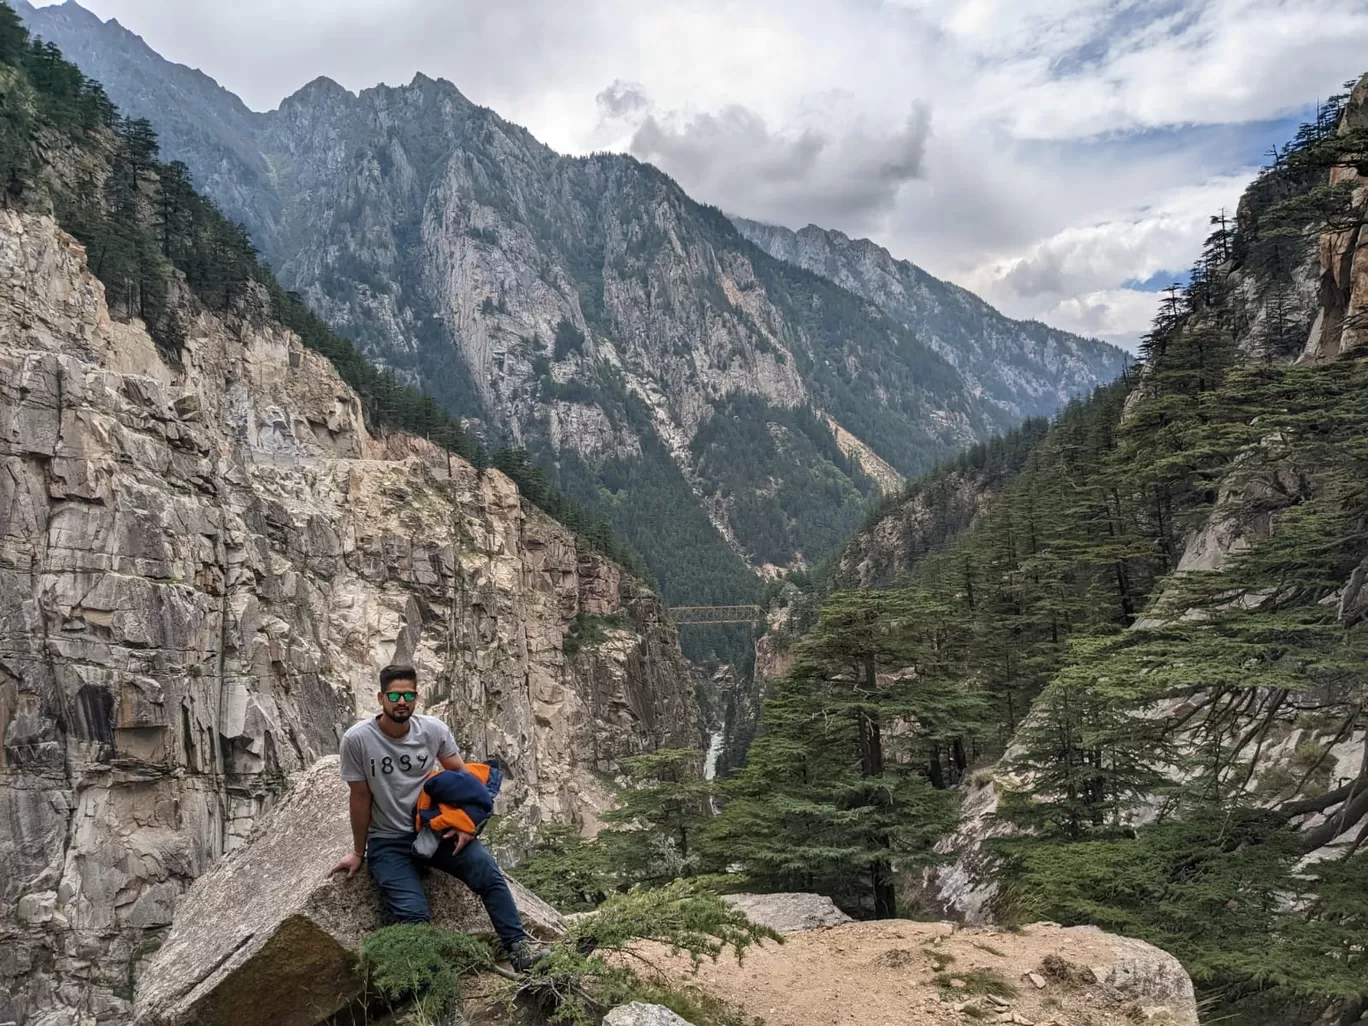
[33,0,1368,351]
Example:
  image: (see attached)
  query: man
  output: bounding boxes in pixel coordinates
[330,663,549,971]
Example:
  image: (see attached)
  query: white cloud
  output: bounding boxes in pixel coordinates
[35,0,1368,352]
[627,102,931,231]
[962,172,1255,344]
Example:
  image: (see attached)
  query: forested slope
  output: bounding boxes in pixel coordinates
[701,79,1368,1026]
[733,216,1129,420]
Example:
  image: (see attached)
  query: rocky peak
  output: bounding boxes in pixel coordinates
[280,74,354,106]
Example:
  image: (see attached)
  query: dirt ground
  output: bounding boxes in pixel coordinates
[637,919,1188,1026]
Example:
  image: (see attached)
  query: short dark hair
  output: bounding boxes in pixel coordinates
[379,663,418,689]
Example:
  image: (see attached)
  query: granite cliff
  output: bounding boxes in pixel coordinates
[0,206,698,1026]
[731,217,1128,421]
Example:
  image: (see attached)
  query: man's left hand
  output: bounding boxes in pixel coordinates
[441,828,475,854]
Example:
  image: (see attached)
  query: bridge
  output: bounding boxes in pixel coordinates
[670,605,766,625]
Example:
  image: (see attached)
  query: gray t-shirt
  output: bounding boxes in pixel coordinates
[339,714,460,838]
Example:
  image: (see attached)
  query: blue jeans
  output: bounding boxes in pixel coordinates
[366,833,530,951]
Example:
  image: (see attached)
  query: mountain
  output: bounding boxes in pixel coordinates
[0,14,699,1023]
[731,217,1128,420]
[16,1,1125,607]
[11,0,282,250]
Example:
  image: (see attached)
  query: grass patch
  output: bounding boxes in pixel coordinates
[932,968,1018,1000]
[921,945,956,972]
[971,941,1006,958]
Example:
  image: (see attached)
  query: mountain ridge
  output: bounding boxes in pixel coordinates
[731,215,1128,420]
[17,0,1125,606]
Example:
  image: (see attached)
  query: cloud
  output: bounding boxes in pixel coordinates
[596,79,650,119]
[990,173,1250,299]
[628,102,931,231]
[1036,287,1172,350]
[961,171,1253,344]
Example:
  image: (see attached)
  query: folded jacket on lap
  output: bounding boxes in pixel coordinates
[411,758,505,857]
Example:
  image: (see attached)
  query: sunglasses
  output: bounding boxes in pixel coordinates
[384,691,418,703]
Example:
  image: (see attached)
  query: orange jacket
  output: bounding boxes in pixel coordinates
[413,760,498,837]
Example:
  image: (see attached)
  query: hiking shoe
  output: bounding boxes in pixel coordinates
[508,939,550,973]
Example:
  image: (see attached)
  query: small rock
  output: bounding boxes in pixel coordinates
[16,892,56,926]
[986,994,1011,1008]
[1026,971,1047,989]
[603,1003,698,1026]
[172,393,201,420]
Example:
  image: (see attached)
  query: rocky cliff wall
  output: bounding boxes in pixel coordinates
[0,209,698,1026]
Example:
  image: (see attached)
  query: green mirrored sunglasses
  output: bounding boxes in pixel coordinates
[384,691,417,703]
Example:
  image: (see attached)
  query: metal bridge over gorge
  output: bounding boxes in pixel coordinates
[670,605,765,625]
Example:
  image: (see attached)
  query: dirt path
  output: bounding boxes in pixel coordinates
[644,919,1193,1026]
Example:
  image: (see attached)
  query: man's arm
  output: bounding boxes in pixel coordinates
[436,721,464,771]
[330,779,372,877]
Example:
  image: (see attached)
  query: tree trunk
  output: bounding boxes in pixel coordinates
[858,708,884,777]
[927,747,945,790]
[871,861,896,919]
[859,655,895,918]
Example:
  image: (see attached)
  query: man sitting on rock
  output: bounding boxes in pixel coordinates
[330,663,550,972]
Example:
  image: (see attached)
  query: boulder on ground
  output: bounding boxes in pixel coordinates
[1059,924,1198,1018]
[721,892,853,933]
[603,1002,698,1026]
[133,756,563,1026]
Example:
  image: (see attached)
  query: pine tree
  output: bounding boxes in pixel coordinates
[598,748,713,886]
[706,589,982,916]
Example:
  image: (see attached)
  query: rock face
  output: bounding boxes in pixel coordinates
[132,756,563,1026]
[731,217,1128,421]
[720,892,853,933]
[0,209,697,1026]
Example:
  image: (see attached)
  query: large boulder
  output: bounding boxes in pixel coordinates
[132,756,563,1026]
[721,892,853,933]
[1059,924,1198,1020]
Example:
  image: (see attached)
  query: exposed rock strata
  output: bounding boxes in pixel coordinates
[0,209,697,1026]
[731,217,1128,420]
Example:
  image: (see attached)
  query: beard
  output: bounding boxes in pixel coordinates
[385,706,413,722]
